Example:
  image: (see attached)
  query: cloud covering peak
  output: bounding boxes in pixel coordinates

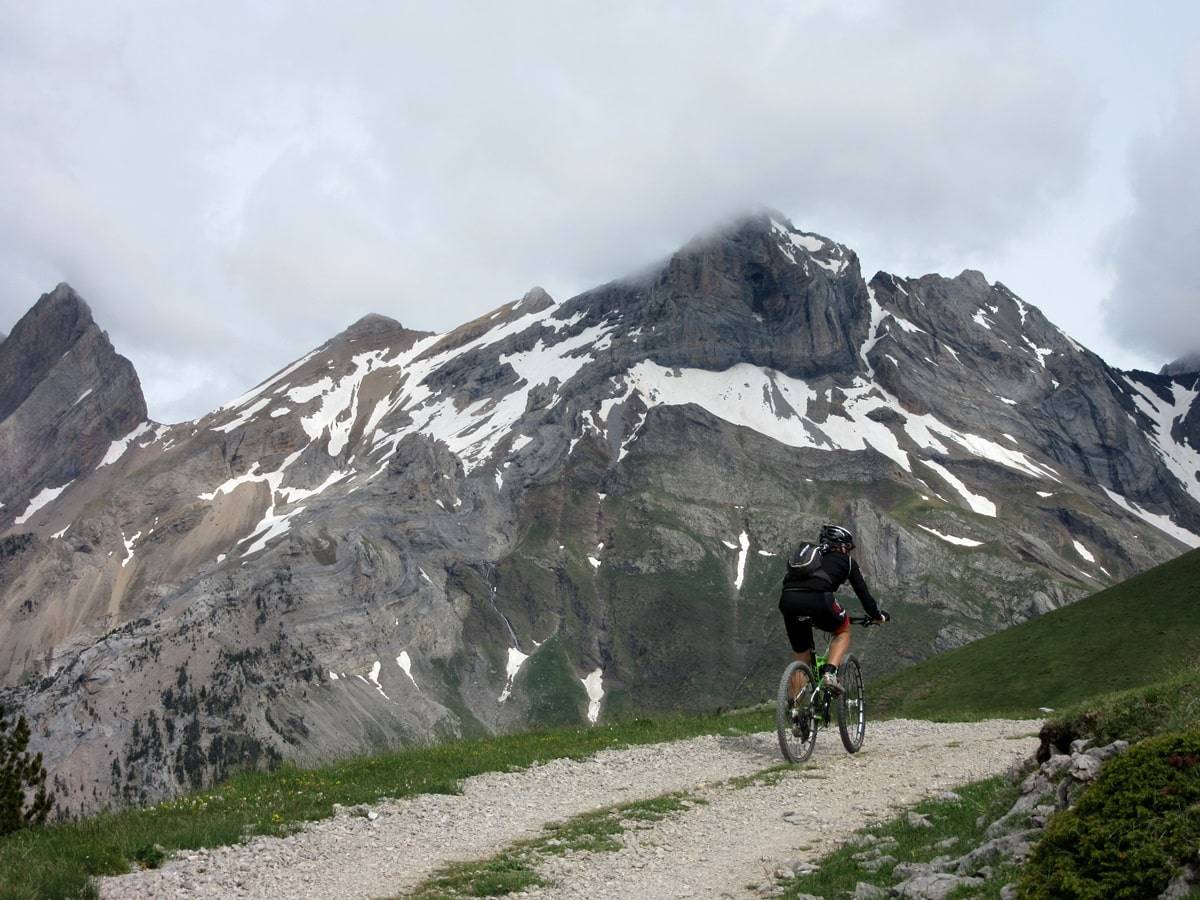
[2,1,1184,420]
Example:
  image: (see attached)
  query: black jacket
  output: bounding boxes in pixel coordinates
[781,551,882,619]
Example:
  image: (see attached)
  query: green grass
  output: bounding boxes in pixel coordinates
[407,853,548,899]
[406,790,702,899]
[0,707,770,900]
[870,548,1200,720]
[1041,666,1200,752]
[775,776,1020,899]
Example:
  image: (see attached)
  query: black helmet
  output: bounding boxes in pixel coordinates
[819,524,855,548]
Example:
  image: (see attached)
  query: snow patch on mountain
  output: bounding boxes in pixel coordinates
[1101,485,1200,548]
[14,481,72,525]
[197,449,350,556]
[1123,374,1200,504]
[97,422,155,468]
[734,530,750,590]
[121,530,142,567]
[212,397,272,433]
[396,652,418,690]
[918,525,983,547]
[498,647,529,703]
[581,668,604,724]
[359,306,618,474]
[366,660,390,700]
[1021,335,1054,367]
[860,287,890,376]
[922,460,997,517]
[589,360,1055,517]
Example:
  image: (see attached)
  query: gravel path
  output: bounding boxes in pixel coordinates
[97,719,1039,899]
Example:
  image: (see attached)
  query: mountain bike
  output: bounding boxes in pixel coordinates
[775,616,879,763]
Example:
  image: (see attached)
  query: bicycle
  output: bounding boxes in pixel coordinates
[775,616,879,763]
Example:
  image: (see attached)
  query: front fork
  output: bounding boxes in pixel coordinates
[819,689,833,725]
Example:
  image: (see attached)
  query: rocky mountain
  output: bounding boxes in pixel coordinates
[2,212,1199,814]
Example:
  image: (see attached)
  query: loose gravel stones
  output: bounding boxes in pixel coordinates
[97,718,1038,899]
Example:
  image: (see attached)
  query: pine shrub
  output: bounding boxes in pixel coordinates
[1020,729,1200,899]
[0,704,53,837]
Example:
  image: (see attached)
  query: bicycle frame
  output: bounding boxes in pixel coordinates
[810,614,875,677]
[776,615,878,763]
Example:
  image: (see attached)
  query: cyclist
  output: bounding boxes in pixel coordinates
[779,524,888,694]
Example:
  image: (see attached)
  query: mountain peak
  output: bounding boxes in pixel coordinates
[1162,352,1200,377]
[342,312,405,337]
[521,286,555,311]
[1,283,146,531]
[955,269,991,290]
[0,283,99,421]
[328,312,431,354]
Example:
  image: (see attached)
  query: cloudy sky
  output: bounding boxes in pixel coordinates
[2,1,1198,423]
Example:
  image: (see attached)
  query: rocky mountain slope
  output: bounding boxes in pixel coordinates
[2,211,1198,813]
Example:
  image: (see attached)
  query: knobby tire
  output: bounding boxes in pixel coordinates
[776,661,818,763]
[837,653,867,753]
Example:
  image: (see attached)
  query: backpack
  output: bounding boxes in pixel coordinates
[787,542,827,577]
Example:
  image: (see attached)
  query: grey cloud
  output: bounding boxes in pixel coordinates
[1104,58,1200,364]
[1,1,1095,421]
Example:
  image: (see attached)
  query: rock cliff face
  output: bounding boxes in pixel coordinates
[2,213,1199,813]
[0,284,147,537]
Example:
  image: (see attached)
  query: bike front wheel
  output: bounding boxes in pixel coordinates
[837,654,867,753]
[776,661,818,763]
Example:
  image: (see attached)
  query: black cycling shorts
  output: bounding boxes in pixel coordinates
[778,589,848,653]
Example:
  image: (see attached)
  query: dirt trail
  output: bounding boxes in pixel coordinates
[97,719,1040,899]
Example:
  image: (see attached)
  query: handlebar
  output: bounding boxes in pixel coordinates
[849,615,889,626]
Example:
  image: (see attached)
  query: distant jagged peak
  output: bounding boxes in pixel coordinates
[7,282,96,349]
[1162,352,1200,377]
[0,283,145,425]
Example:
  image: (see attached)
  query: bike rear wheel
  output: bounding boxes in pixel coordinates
[837,654,867,753]
[776,661,818,763]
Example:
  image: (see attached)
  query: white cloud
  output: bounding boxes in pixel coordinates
[1,2,1100,420]
[1104,53,1200,365]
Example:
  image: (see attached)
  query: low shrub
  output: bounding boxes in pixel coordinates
[1020,729,1200,899]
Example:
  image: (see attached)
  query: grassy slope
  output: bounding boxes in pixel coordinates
[871,548,1200,720]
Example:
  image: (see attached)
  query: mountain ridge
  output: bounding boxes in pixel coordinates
[2,211,1198,813]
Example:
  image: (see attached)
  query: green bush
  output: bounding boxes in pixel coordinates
[1038,666,1200,758]
[0,704,53,837]
[1020,729,1200,899]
